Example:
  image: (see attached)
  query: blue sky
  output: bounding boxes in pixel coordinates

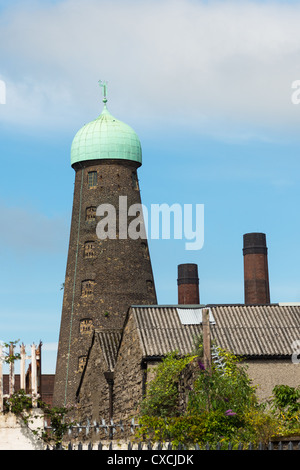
[1,0,300,373]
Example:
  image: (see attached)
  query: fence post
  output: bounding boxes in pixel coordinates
[20,344,26,390]
[31,344,38,407]
[9,343,15,397]
[202,309,211,373]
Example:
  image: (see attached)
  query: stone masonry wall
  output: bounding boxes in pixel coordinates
[113,315,144,421]
[76,335,111,423]
[53,159,157,407]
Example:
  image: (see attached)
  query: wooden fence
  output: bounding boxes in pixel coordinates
[0,342,40,412]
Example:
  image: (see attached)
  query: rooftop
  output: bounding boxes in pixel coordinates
[70,103,142,167]
[128,304,300,358]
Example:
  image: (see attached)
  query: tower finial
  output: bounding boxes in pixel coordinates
[98,79,108,105]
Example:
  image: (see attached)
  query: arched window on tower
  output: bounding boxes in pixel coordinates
[84,241,96,258]
[88,171,97,188]
[86,206,96,222]
[81,279,96,297]
[80,318,94,335]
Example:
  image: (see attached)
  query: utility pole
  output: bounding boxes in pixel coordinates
[202,308,211,373]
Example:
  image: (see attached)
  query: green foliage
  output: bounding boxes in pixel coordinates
[269,385,300,437]
[41,402,76,447]
[188,348,257,416]
[136,415,210,447]
[139,351,196,418]
[4,390,45,439]
[239,408,279,444]
[192,333,204,358]
[271,385,300,415]
[3,390,75,447]
[2,340,21,363]
[4,390,33,423]
[136,410,277,447]
[136,343,284,446]
[1,340,76,448]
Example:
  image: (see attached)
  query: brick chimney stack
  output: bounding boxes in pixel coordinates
[243,232,270,305]
[177,263,200,304]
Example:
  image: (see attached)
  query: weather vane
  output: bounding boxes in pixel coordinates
[98,80,108,104]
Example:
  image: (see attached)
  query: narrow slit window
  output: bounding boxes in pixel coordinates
[141,242,149,259]
[146,280,154,293]
[88,171,97,188]
[132,171,139,190]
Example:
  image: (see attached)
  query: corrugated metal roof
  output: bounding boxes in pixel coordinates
[211,305,300,357]
[177,307,216,325]
[130,305,300,358]
[133,306,202,357]
[96,329,123,371]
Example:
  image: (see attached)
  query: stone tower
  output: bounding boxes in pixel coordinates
[53,86,157,406]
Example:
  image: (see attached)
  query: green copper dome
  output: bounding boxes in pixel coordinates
[71,104,142,167]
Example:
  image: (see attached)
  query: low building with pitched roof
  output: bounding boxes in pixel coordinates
[76,303,300,423]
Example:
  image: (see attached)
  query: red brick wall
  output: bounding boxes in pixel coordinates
[244,252,270,304]
[178,283,199,304]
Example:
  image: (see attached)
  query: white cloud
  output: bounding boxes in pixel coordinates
[1,0,300,138]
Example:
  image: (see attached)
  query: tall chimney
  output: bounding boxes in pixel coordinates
[243,232,270,305]
[177,263,200,304]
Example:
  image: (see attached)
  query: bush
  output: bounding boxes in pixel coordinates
[136,410,274,447]
[139,351,196,418]
[188,348,258,417]
[270,385,300,437]
[271,384,300,415]
[136,345,280,445]
[136,345,300,445]
[135,414,229,447]
[240,408,279,444]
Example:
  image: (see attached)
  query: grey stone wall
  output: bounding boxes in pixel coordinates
[246,359,300,403]
[76,335,111,423]
[113,315,145,421]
